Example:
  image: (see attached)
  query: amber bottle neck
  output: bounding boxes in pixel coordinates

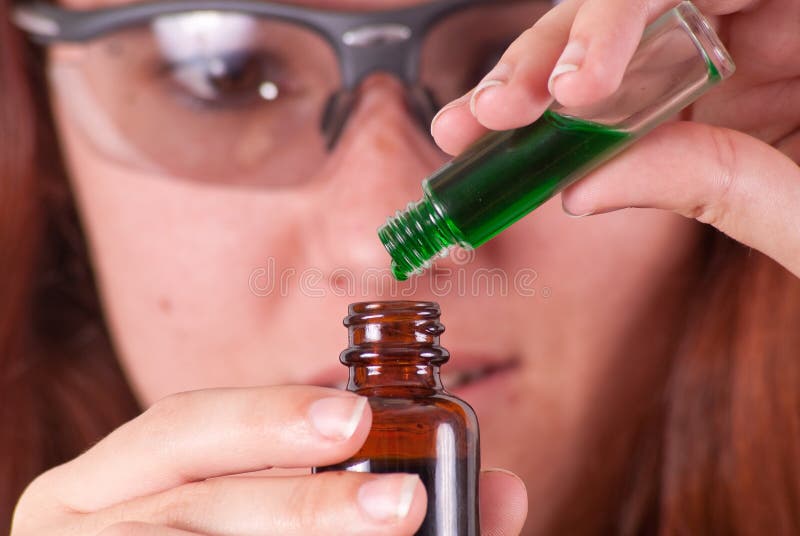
[340,301,449,393]
[347,363,444,392]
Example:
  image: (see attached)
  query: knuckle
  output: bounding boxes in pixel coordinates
[287,475,329,530]
[696,126,740,226]
[527,20,559,47]
[503,25,538,59]
[516,24,538,44]
[635,0,651,23]
[10,471,62,534]
[156,480,210,527]
[132,392,201,485]
[8,503,36,535]
[144,391,193,423]
[138,391,195,452]
[285,472,354,531]
[231,388,280,435]
[15,471,49,505]
[96,521,146,535]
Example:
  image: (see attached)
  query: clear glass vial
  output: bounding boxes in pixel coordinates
[379,1,736,280]
[313,301,480,536]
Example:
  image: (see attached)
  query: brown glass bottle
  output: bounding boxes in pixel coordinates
[314,301,480,535]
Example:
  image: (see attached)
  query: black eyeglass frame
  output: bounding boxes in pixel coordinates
[14,0,531,148]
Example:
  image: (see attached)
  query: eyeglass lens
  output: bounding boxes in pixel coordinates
[47,1,551,187]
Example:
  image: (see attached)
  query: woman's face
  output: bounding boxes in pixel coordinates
[49,0,701,528]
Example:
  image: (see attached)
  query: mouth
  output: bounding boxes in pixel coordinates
[307,355,520,391]
[440,355,520,390]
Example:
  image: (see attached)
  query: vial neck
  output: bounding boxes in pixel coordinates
[347,363,444,394]
[377,191,459,281]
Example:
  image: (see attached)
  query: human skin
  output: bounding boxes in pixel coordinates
[11,0,800,534]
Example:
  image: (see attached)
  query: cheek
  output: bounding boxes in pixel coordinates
[54,104,318,401]
[492,195,700,304]
[494,199,700,387]
[477,199,700,525]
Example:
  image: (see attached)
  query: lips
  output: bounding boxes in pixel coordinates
[439,355,520,390]
[307,354,520,392]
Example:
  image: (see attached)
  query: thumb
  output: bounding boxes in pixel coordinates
[561,122,800,278]
[480,468,528,536]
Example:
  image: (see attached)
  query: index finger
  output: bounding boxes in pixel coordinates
[30,386,370,512]
[431,0,757,154]
[431,0,582,153]
[548,0,757,108]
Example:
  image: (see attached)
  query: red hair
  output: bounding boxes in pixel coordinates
[0,1,797,533]
[0,2,139,531]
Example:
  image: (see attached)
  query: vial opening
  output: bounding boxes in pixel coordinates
[378,197,456,281]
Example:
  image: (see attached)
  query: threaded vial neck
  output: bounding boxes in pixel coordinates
[378,194,457,281]
[340,301,449,366]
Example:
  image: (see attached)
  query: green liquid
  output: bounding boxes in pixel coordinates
[379,3,731,281]
[379,110,632,280]
[427,110,631,247]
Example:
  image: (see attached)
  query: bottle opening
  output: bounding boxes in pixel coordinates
[341,300,449,365]
[346,300,441,317]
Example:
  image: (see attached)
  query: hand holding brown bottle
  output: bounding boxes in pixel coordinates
[11,386,527,535]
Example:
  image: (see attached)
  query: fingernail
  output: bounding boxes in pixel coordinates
[548,41,585,96]
[469,62,513,117]
[564,208,595,218]
[307,396,367,441]
[482,467,522,478]
[358,474,419,522]
[430,93,470,133]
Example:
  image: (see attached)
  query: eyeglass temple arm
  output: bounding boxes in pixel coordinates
[12,0,487,43]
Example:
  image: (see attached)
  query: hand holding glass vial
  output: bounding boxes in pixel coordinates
[380,1,735,281]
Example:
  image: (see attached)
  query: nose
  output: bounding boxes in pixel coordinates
[303,73,448,274]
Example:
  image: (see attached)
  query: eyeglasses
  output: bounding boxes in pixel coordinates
[14,0,552,187]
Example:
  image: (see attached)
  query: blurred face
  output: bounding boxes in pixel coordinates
[49,0,702,530]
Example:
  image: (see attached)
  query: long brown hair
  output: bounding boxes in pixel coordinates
[0,2,139,531]
[1,1,798,534]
